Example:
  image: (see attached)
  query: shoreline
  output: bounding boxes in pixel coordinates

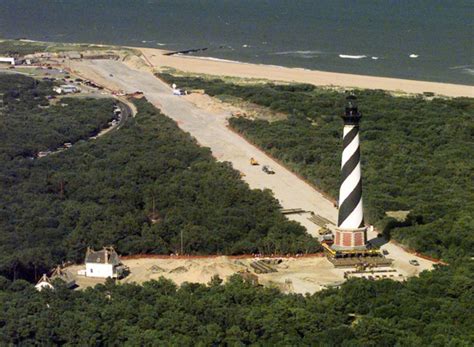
[139,47,473,97]
[5,39,473,97]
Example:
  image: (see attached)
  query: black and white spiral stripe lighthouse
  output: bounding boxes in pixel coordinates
[333,95,367,250]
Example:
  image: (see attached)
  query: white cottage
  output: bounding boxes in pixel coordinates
[35,267,76,291]
[85,247,124,278]
[35,274,54,291]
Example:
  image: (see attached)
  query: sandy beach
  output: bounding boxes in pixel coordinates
[139,47,473,98]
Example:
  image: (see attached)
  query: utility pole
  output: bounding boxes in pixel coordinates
[59,180,65,199]
[152,194,156,217]
[180,229,184,255]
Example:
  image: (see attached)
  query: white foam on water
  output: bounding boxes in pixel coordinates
[463,68,474,75]
[449,65,472,70]
[449,65,474,75]
[339,54,367,59]
[156,43,166,46]
[371,56,379,60]
[189,56,247,64]
[273,50,324,56]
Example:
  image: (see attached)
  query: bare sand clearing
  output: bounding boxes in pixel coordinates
[183,93,287,122]
[64,59,435,272]
[67,256,347,294]
[139,47,473,97]
[183,93,242,115]
[58,56,436,293]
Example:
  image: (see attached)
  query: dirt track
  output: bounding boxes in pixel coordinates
[70,59,337,234]
[67,58,435,278]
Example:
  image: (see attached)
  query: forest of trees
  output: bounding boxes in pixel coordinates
[0,39,117,56]
[0,73,116,159]
[0,40,50,56]
[0,73,472,346]
[1,260,472,345]
[0,74,318,281]
[159,74,474,261]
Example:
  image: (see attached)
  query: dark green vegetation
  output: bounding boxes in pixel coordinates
[1,261,473,346]
[0,40,49,56]
[159,74,474,261]
[0,74,317,281]
[0,39,121,56]
[1,74,472,347]
[0,73,115,159]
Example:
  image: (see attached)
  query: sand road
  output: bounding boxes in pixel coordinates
[73,59,337,233]
[69,59,434,274]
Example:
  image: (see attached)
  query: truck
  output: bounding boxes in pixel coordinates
[250,157,259,165]
[262,165,275,174]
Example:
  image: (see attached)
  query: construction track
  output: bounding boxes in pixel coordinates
[65,58,436,278]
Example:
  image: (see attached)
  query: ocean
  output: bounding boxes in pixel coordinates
[1,0,473,85]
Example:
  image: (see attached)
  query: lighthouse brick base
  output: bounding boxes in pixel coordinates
[332,227,367,251]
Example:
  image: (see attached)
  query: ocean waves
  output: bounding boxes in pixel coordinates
[272,50,325,58]
[339,54,366,59]
[272,51,375,60]
[449,65,474,76]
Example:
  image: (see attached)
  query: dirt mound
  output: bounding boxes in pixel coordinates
[169,266,188,274]
[148,265,165,273]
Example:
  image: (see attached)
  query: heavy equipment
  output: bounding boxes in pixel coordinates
[250,157,259,165]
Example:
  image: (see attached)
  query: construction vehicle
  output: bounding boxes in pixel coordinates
[318,227,332,236]
[322,233,334,245]
[250,157,259,165]
[262,165,275,174]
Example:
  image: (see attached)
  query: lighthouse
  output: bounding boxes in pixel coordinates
[333,95,367,250]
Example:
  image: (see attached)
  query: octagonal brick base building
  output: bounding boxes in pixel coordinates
[332,227,367,251]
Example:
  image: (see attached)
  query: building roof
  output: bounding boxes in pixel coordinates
[51,266,75,286]
[36,273,51,285]
[60,84,78,89]
[85,247,120,265]
[35,274,54,291]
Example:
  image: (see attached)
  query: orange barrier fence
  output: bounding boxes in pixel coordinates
[390,240,447,265]
[226,125,337,204]
[226,126,451,265]
[121,253,325,261]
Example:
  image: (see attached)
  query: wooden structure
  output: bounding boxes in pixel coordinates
[322,242,393,268]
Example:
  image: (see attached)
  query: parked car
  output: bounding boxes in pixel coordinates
[173,88,186,96]
[409,259,420,266]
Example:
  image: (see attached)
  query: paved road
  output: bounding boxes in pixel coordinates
[71,59,435,276]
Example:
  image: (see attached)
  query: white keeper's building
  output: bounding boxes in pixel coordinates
[85,247,125,278]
